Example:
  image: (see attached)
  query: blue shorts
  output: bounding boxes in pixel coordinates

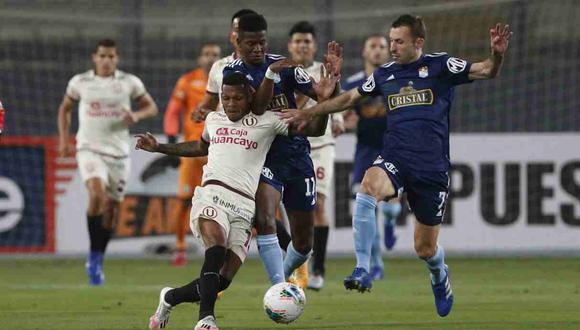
[352,143,382,186]
[372,156,449,226]
[260,154,316,212]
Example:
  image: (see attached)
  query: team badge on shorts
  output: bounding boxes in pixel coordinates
[202,206,218,219]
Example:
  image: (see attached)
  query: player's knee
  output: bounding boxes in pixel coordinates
[414,241,437,259]
[360,174,383,200]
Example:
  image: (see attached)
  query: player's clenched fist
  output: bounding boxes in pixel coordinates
[135,132,159,152]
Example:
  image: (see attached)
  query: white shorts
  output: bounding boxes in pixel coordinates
[190,184,255,262]
[76,150,130,201]
[310,145,335,197]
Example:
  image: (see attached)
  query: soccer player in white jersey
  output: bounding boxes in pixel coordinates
[139,72,326,330]
[193,8,257,118]
[57,39,158,286]
[287,21,345,290]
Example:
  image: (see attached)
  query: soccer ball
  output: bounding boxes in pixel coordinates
[263,282,306,324]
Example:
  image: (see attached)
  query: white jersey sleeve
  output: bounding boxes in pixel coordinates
[127,74,147,100]
[206,60,222,95]
[66,74,82,101]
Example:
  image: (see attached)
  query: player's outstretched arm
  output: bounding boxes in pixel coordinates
[57,95,76,157]
[251,59,300,115]
[135,132,209,157]
[469,23,513,80]
[280,88,363,129]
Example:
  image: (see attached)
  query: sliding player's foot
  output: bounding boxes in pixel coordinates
[194,315,219,330]
[343,267,372,292]
[148,287,173,329]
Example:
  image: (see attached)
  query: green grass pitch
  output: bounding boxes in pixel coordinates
[1,257,579,329]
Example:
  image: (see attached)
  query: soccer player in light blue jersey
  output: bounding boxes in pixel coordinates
[282,15,512,317]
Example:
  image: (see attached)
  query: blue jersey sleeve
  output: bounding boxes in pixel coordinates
[356,69,382,97]
[440,54,472,86]
[281,66,313,95]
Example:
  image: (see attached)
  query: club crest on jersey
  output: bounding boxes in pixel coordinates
[446,57,467,73]
[202,206,218,219]
[294,67,311,84]
[387,81,433,111]
[361,74,375,92]
[265,94,289,112]
[242,116,258,127]
[418,66,429,78]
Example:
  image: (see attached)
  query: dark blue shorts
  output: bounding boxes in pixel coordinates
[372,156,449,226]
[352,144,382,196]
[260,154,316,212]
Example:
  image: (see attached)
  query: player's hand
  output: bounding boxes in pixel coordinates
[331,119,345,137]
[279,108,310,131]
[57,140,75,157]
[490,23,513,56]
[122,110,139,126]
[312,62,340,102]
[269,58,301,74]
[324,41,343,77]
[134,132,159,152]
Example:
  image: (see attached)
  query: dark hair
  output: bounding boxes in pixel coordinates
[222,71,250,90]
[94,39,116,53]
[231,9,257,24]
[238,13,268,33]
[289,21,316,38]
[392,15,426,39]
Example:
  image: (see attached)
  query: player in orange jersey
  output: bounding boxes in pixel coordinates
[164,42,222,266]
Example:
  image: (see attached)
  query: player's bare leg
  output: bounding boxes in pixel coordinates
[309,192,329,290]
[345,167,394,292]
[85,177,108,286]
[285,209,314,288]
[255,182,286,284]
[171,199,190,266]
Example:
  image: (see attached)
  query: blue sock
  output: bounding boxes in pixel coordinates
[381,202,402,225]
[283,242,310,279]
[370,221,383,269]
[257,234,285,285]
[353,193,377,272]
[425,244,447,284]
